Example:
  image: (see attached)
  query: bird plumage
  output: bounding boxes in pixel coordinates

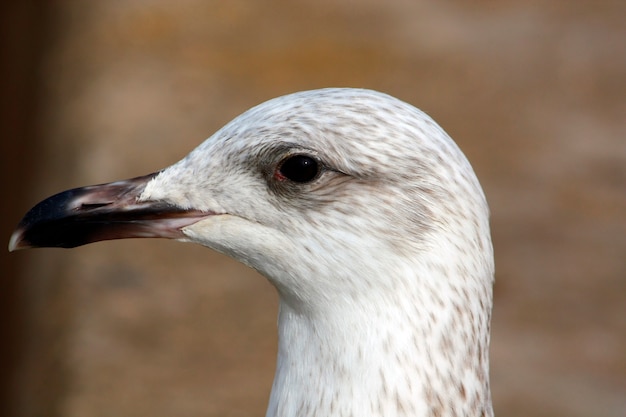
[10,88,494,416]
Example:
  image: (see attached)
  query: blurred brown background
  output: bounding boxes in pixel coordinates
[1,1,624,416]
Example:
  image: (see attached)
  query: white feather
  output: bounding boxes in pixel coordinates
[141,88,494,417]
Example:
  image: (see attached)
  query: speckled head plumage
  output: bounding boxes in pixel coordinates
[10,88,494,417]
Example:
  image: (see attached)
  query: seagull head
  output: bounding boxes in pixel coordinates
[10,88,494,416]
[11,88,491,310]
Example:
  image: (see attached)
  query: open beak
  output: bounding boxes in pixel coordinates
[8,172,211,251]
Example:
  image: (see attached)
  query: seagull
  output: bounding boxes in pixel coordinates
[9,88,494,417]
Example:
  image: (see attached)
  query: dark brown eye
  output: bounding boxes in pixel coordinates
[277,155,320,183]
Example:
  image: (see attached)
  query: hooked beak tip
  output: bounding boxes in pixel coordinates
[8,230,25,252]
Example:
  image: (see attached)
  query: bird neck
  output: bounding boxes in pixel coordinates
[265,270,494,417]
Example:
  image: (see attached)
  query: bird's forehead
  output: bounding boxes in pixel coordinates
[204,88,460,178]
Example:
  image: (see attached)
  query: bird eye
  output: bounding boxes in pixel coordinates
[277,154,320,183]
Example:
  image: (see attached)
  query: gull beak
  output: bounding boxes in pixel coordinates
[8,172,210,251]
